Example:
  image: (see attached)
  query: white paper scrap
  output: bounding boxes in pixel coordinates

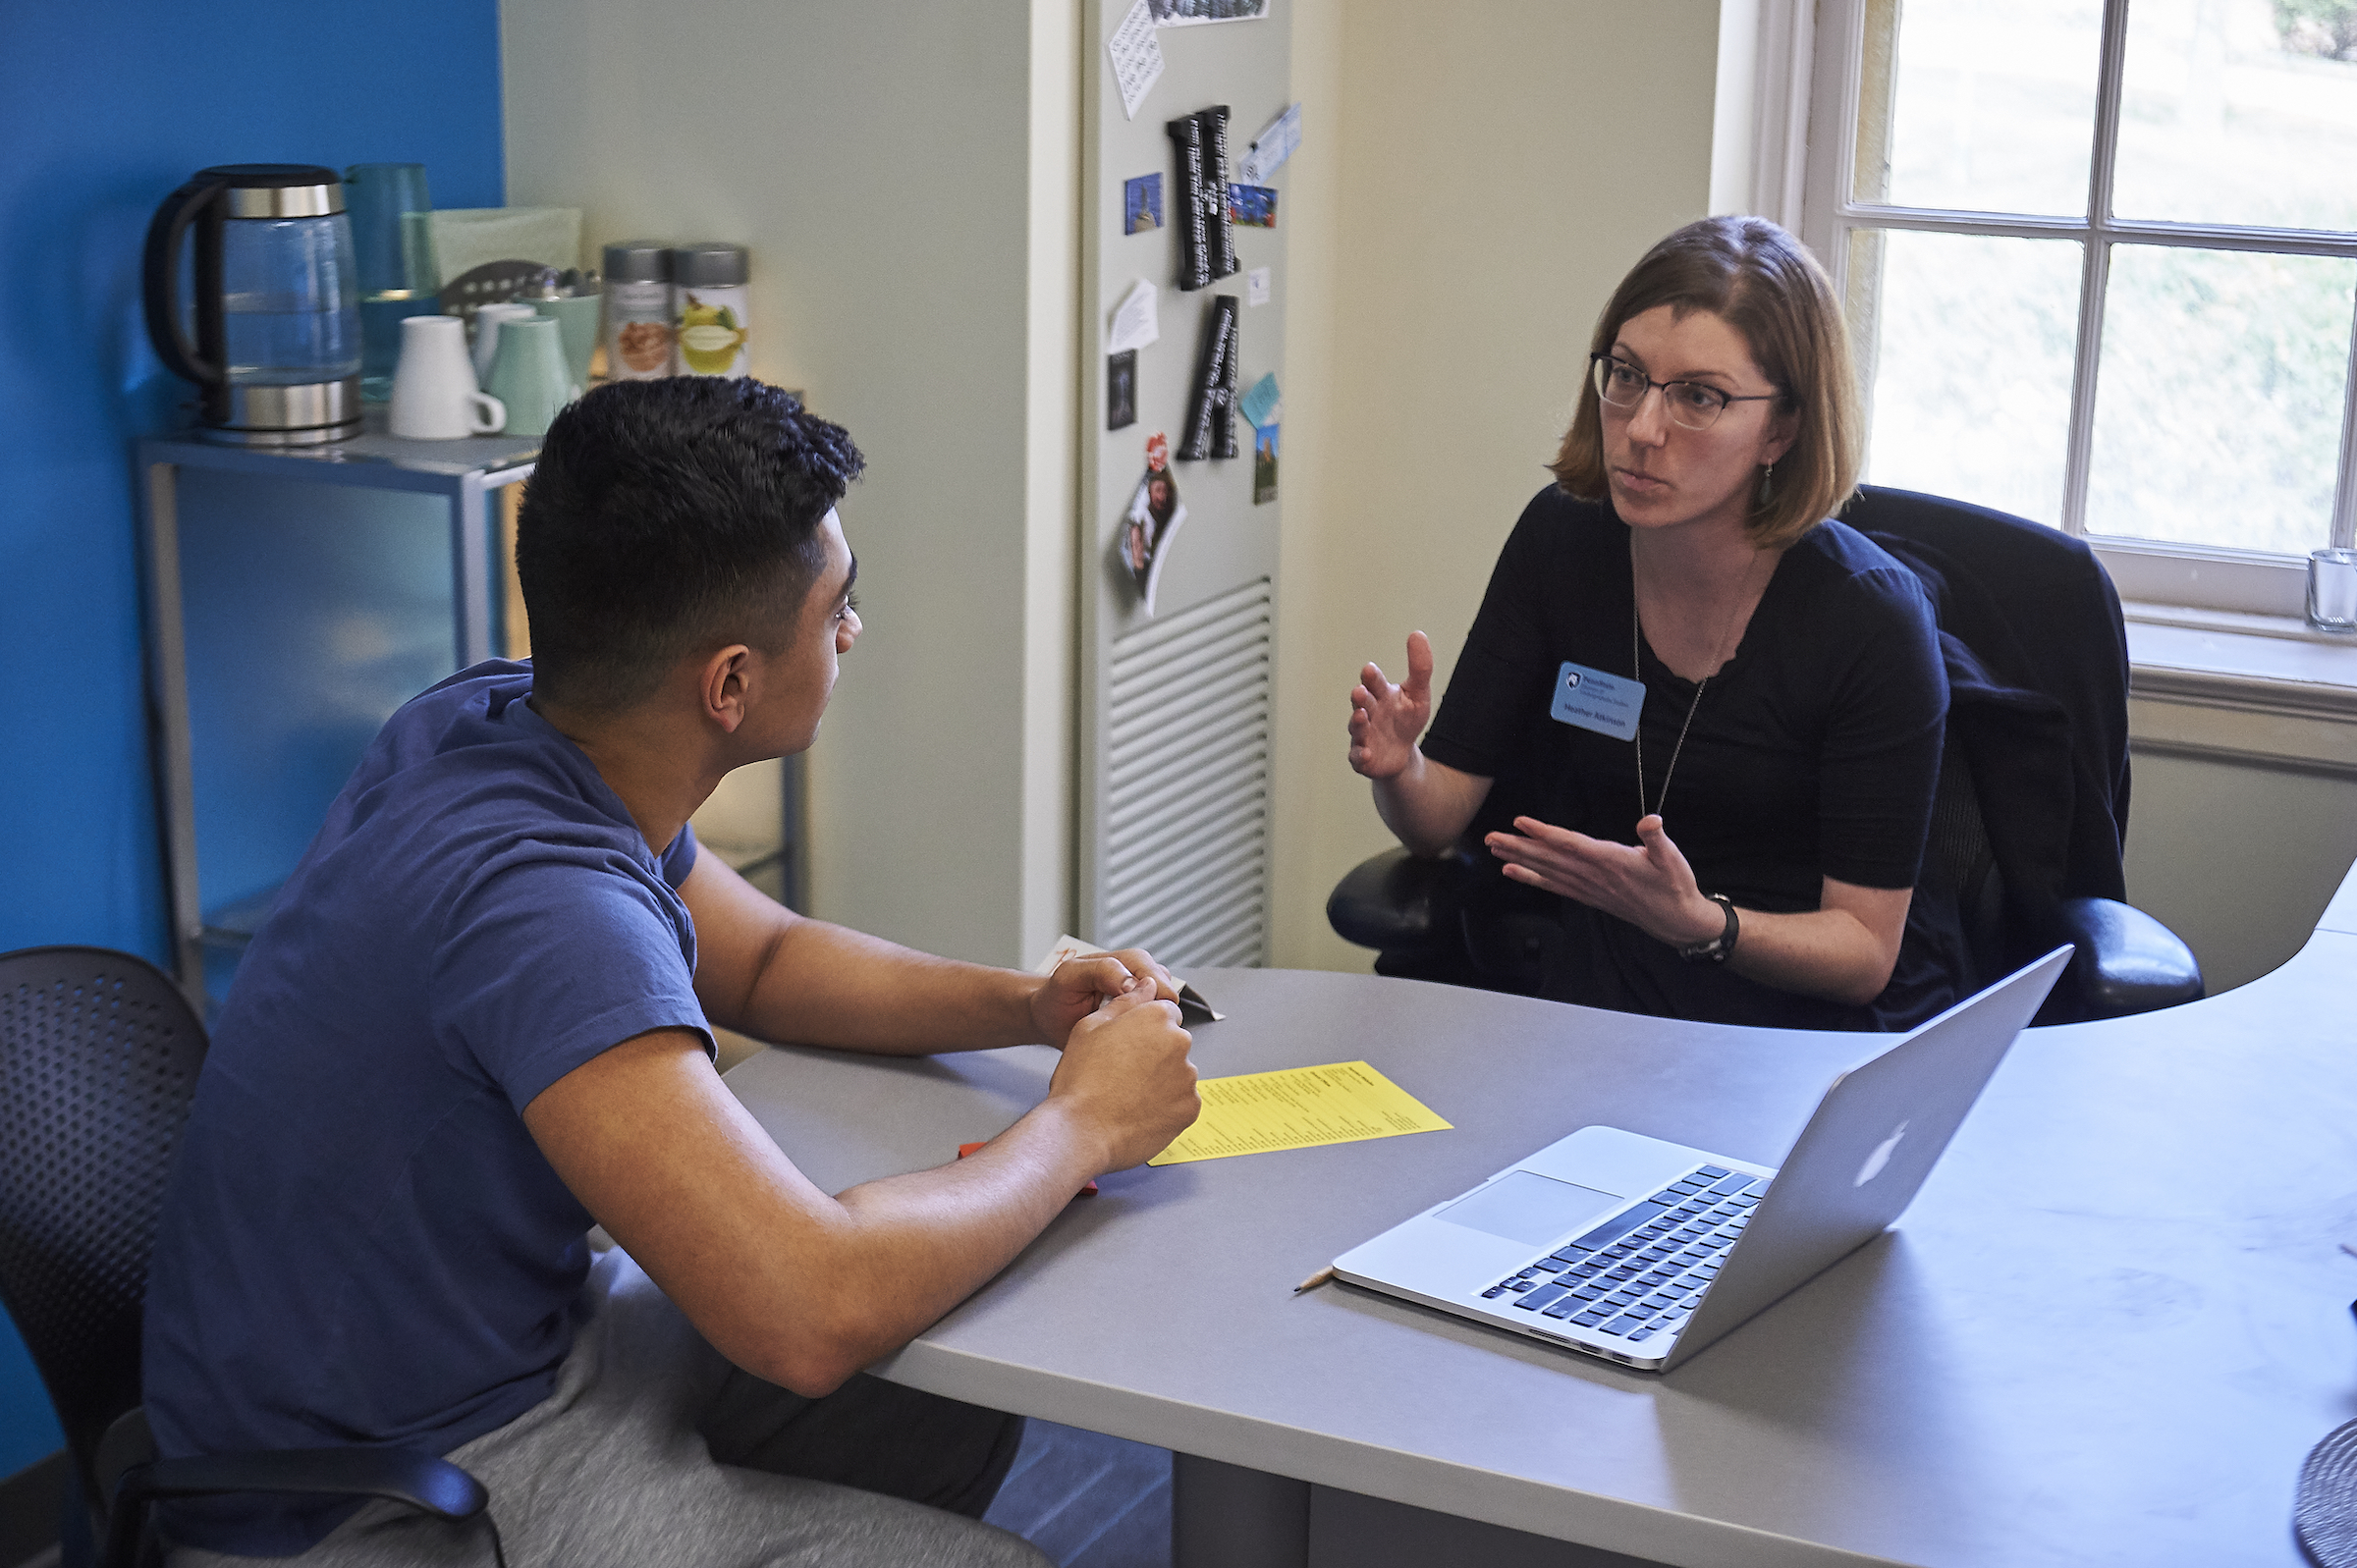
[1238,102,1301,184]
[1109,278,1160,353]
[1107,1,1166,121]
[1246,266,1271,307]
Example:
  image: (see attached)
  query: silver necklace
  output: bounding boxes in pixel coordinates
[1631,554,1769,822]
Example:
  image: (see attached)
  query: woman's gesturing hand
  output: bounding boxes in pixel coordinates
[1348,631,1436,782]
[1486,813,1727,949]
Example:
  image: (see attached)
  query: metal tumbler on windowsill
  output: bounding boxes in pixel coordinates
[2309,548,2357,632]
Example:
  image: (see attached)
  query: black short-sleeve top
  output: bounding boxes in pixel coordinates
[1421,487,1952,1028]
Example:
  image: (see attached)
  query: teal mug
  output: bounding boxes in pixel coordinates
[533,294,602,394]
[484,315,579,438]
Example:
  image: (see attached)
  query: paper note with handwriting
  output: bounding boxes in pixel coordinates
[1107,0,1166,120]
[1147,1060,1451,1165]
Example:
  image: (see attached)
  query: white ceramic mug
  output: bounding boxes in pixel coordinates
[390,315,505,440]
[470,301,538,388]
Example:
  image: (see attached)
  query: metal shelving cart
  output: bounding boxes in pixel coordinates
[137,409,538,1000]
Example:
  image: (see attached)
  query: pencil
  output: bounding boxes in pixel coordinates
[1294,1265,1335,1294]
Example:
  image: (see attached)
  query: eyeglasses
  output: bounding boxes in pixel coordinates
[1589,354,1782,432]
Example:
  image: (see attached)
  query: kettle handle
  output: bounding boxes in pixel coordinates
[141,171,231,387]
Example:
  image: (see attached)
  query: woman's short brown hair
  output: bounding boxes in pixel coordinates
[1551,216,1859,549]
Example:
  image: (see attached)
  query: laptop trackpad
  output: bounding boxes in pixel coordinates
[1437,1170,1621,1248]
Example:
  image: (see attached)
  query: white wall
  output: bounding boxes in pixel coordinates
[2124,730,2357,993]
[1269,0,1726,971]
[502,0,1075,968]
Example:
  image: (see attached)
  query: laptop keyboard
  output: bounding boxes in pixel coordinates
[1478,1165,1769,1344]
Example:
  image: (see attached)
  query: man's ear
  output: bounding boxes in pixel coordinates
[699,644,756,733]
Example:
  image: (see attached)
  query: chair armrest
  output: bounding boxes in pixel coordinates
[1327,846,1470,952]
[2049,896,2205,1019]
[120,1448,486,1517]
[105,1448,488,1568]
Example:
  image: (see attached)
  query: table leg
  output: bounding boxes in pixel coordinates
[137,460,204,1000]
[454,474,493,669]
[1306,1486,1664,1567]
[1173,1452,1309,1568]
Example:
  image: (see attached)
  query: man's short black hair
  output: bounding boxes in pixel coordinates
[517,377,864,712]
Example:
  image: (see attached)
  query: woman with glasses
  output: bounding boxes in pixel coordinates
[1346,217,1955,1030]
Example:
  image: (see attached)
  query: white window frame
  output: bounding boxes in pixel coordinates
[1766,0,2357,619]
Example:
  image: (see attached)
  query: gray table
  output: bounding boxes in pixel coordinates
[725,866,2357,1568]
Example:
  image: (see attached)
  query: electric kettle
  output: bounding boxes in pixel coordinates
[141,164,363,446]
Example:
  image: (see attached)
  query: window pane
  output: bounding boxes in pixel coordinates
[1849,228,2081,524]
[2084,244,2354,553]
[1858,0,2103,217]
[2113,0,2357,231]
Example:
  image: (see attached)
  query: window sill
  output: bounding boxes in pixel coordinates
[2125,605,2357,716]
[2124,603,2357,776]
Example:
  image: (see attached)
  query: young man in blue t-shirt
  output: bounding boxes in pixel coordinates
[143,378,1199,1568]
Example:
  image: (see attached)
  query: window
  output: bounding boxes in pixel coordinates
[1799,0,2357,611]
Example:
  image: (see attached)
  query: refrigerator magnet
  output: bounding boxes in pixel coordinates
[1124,174,1164,235]
[1109,351,1138,431]
[1122,434,1187,617]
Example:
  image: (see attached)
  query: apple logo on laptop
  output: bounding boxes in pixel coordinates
[1854,1121,1909,1187]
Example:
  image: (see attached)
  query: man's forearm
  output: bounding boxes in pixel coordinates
[730,916,1043,1054]
[525,1031,1132,1400]
[798,1097,1113,1373]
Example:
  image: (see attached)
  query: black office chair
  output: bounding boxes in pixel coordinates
[0,946,499,1568]
[1327,486,2204,1024]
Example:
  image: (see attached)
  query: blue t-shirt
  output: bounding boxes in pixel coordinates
[142,661,712,1553]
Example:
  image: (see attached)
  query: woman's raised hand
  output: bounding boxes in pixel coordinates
[1348,632,1435,781]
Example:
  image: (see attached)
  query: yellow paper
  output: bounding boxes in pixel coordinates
[1147,1060,1452,1165]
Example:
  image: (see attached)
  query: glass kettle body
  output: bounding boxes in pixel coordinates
[142,164,363,446]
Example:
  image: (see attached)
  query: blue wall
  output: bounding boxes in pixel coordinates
[0,0,505,1480]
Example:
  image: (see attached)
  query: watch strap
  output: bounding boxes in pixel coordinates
[1677,893,1739,963]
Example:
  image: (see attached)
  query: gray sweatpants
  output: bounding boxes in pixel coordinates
[172,1250,1052,1568]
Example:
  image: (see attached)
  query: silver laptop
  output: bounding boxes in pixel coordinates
[1332,947,2070,1373]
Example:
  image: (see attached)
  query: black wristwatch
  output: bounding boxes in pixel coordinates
[1676,893,1739,963]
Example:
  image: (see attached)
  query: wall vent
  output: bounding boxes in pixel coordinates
[1099,577,1272,968]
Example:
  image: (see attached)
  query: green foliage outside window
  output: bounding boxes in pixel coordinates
[2277,0,2357,60]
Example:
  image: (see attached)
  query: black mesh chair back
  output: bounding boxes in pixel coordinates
[0,946,207,1503]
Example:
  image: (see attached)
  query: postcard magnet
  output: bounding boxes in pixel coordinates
[1124,174,1164,235]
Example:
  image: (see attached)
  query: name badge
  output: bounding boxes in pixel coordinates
[1549,661,1643,741]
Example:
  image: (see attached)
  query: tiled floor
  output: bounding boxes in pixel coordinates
[983,1420,1174,1568]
